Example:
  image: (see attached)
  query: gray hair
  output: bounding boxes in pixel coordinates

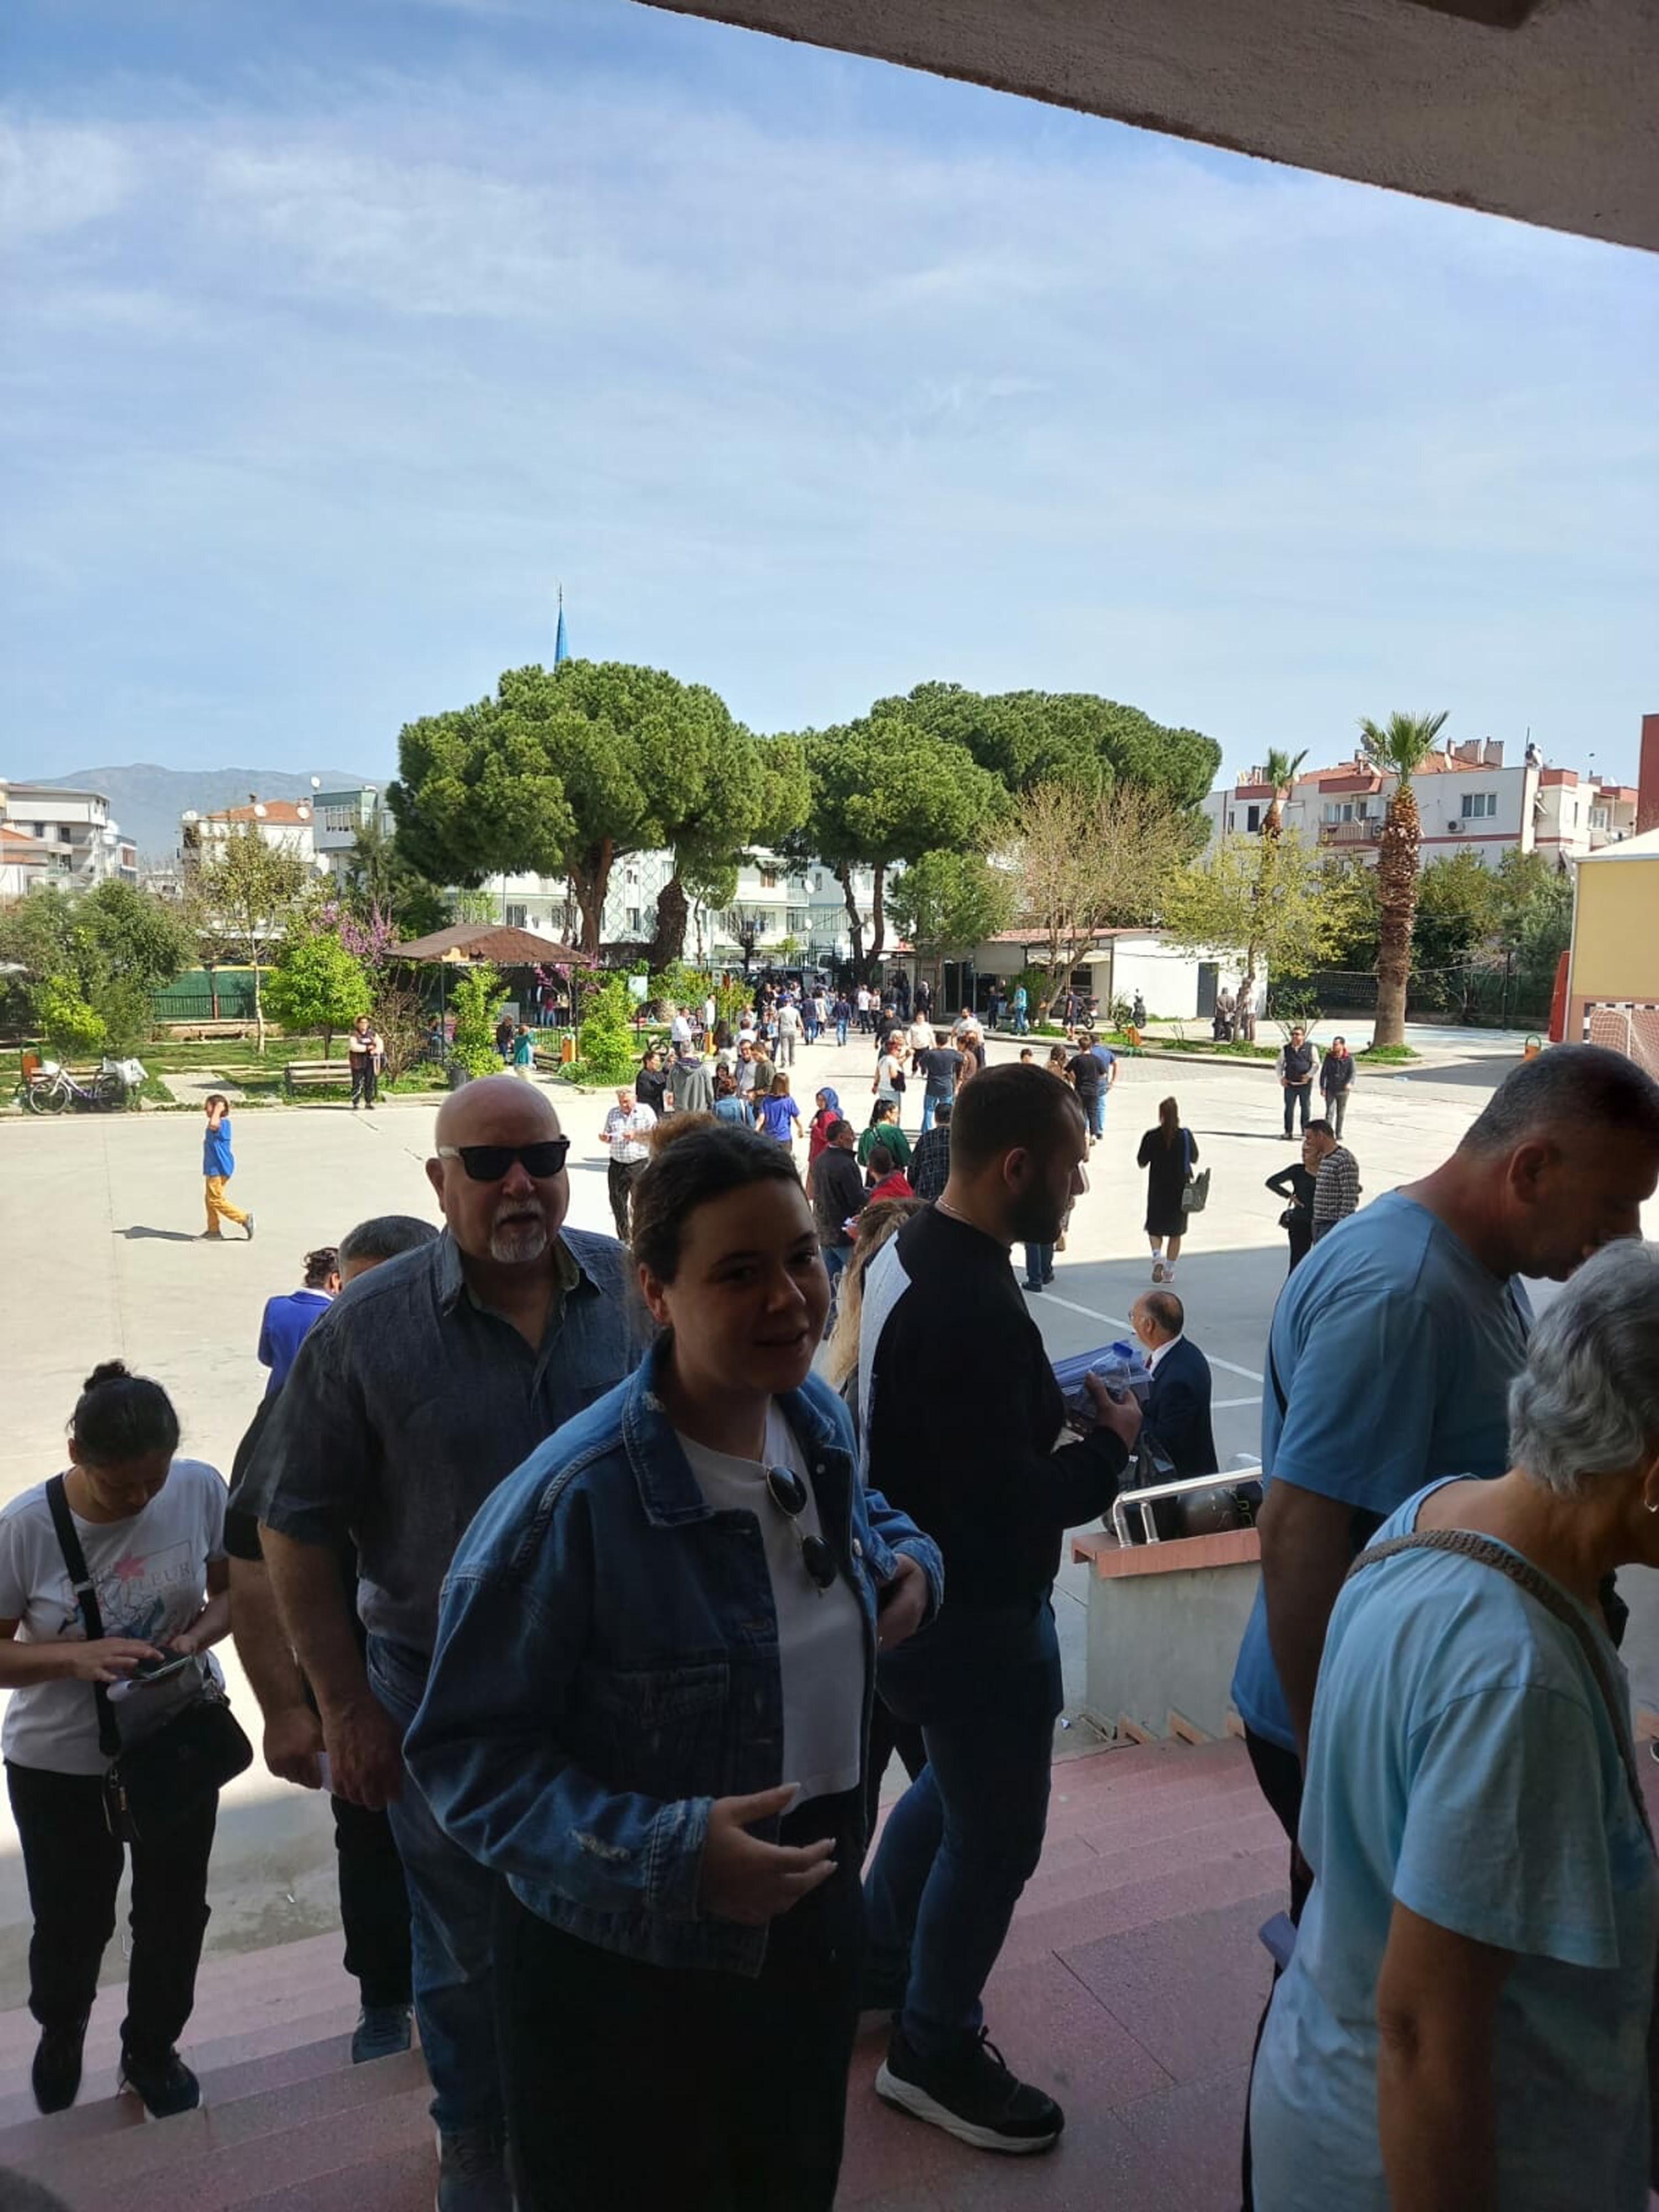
[1509,1240,1659,1495]
[1462,1045,1659,1157]
[339,1214,441,1268]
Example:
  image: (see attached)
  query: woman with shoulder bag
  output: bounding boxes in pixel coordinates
[1137,1095,1196,1284]
[0,1364,246,2118]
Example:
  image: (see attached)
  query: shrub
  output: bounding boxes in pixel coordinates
[575,976,639,1085]
[450,964,505,1078]
[38,977,107,1060]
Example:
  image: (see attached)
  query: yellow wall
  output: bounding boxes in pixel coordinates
[1571,856,1659,1002]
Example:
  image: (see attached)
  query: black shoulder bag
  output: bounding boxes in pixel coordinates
[46,1475,253,1843]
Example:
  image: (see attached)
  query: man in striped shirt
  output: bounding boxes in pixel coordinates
[1308,1121,1360,1242]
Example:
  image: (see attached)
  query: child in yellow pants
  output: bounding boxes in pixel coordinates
[202,1095,255,1240]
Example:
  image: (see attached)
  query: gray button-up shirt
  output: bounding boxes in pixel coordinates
[237,1227,648,1656]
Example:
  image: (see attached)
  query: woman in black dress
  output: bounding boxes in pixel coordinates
[1136,1095,1195,1284]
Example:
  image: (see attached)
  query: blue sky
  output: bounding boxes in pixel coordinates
[3,0,1655,788]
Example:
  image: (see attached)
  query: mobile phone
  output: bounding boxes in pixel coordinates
[131,1651,195,1686]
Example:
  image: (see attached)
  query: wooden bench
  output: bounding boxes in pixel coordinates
[283,1060,351,1095]
[158,1021,258,1042]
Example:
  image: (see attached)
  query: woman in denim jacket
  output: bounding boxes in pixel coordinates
[406,1119,943,2211]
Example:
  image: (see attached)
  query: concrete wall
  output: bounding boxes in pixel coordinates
[1083,1554,1261,1740]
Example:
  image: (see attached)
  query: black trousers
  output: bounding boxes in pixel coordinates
[495,1792,863,2212]
[1285,1218,1313,1274]
[332,1792,413,2008]
[606,1156,646,1241]
[1282,1082,1312,1136]
[7,1760,216,2059]
[349,1056,378,1105]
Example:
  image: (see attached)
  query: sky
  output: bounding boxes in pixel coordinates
[2,0,1655,791]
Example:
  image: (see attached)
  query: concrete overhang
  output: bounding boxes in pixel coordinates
[638,0,1659,252]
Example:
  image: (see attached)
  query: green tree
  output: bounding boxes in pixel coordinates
[887,850,1016,993]
[189,828,315,1052]
[797,716,1008,975]
[342,816,451,939]
[1358,709,1451,1047]
[81,881,194,992]
[449,888,498,926]
[448,963,505,1079]
[1163,831,1364,1021]
[264,930,372,1056]
[1259,749,1309,841]
[575,974,639,1086]
[0,882,190,1047]
[879,682,1221,812]
[36,976,107,1060]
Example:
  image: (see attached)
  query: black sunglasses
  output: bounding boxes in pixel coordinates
[764,1467,838,1594]
[436,1139,571,1183]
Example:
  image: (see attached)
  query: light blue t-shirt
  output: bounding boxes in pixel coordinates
[1232,1192,1532,1750]
[1250,1480,1658,2211]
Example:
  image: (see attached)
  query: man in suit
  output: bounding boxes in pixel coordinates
[1130,1290,1218,1478]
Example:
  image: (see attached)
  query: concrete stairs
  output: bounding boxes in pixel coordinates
[2,1740,1284,2211]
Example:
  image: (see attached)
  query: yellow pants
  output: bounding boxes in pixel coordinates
[204,1176,248,1234]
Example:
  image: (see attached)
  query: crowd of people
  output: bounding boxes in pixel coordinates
[7,997,1659,2212]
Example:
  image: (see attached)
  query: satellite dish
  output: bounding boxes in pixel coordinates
[310,776,322,791]
[298,804,311,820]
[253,804,267,818]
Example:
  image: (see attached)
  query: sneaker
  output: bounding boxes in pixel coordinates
[436,2126,512,2212]
[876,2024,1063,2155]
[244,1212,257,1241]
[1024,1279,1045,1292]
[1151,1260,1167,1282]
[118,2045,200,2118]
[351,2001,413,2064]
[32,2017,87,2114]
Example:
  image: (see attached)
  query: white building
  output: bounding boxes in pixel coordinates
[1201,738,1640,870]
[974,927,1257,1024]
[0,781,137,890]
[180,797,320,873]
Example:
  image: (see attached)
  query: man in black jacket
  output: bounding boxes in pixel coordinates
[811,1118,867,1300]
[1130,1290,1218,1478]
[859,1065,1141,2155]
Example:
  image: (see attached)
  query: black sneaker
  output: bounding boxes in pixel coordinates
[32,2017,88,2114]
[118,2045,201,2118]
[875,2023,1063,2154]
[351,2001,413,2064]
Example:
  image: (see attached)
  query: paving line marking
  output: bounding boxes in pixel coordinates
[1036,1289,1266,1385]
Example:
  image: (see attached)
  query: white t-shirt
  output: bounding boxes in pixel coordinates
[677,1407,864,1806]
[0,1461,228,1776]
[670,1014,692,1048]
[778,1004,800,1037]
[875,1053,904,1102]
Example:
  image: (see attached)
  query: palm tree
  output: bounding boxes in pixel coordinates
[1358,709,1451,1047]
[1260,749,1308,840]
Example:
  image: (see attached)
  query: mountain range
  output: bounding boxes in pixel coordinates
[16,765,377,862]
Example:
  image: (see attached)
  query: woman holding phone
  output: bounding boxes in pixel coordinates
[408,1119,943,2210]
[0,1364,232,2118]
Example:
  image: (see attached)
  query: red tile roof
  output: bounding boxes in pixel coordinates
[211,800,314,824]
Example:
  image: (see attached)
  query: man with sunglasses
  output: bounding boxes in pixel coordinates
[239,1077,646,2212]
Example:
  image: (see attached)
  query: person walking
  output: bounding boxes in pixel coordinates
[914,1037,963,1136]
[1250,1241,1659,2212]
[1265,1130,1324,1274]
[347,1014,384,1110]
[711,1068,750,1127]
[0,1364,236,2119]
[754,1071,804,1147]
[832,992,851,1048]
[228,1217,438,2070]
[258,1249,339,1395]
[598,1086,656,1241]
[1010,982,1029,1037]
[405,1120,941,2212]
[1087,1031,1119,1137]
[1311,1129,1361,1243]
[1318,1035,1356,1138]
[1277,1026,1319,1138]
[776,995,800,1070]
[1137,1097,1194,1283]
[665,1043,713,1118]
[860,1065,1141,2154]
[201,1094,254,1243]
[805,1087,842,1186]
[634,1046,668,1120]
[239,1080,648,2211]
[1067,1034,1104,1147]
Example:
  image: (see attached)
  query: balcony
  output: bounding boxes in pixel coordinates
[1319,818,1381,847]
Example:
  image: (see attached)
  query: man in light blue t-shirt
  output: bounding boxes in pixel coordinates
[1233,1045,1659,1918]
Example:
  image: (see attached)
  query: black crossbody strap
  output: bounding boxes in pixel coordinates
[1349,1528,1654,1854]
[45,1476,122,1761]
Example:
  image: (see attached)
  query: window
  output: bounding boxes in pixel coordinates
[787,907,810,935]
[322,805,358,833]
[1245,805,1260,832]
[505,904,527,929]
[759,868,779,890]
[627,907,641,935]
[1460,792,1498,821]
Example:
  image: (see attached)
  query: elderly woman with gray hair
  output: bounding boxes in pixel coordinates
[1249,1237,1659,2212]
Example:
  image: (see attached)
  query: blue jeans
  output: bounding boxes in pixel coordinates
[1023,1243,1054,1285]
[1013,1008,1029,1035]
[368,1635,504,2137]
[863,1604,1061,2060]
[920,1093,947,1134]
[1088,1089,1106,1139]
[836,1020,849,1047]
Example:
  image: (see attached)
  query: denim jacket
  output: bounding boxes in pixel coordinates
[404,1341,943,1977]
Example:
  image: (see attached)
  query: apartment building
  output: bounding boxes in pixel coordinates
[0,781,137,890]
[310,784,394,885]
[1201,738,1640,870]
[180,798,321,873]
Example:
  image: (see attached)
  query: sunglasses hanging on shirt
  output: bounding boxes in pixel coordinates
[764,1467,838,1593]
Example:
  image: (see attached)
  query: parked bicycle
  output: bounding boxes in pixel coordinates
[17,1053,147,1115]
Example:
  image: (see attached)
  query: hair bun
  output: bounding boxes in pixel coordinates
[84,1360,132,1391]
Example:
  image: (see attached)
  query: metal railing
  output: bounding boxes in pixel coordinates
[1110,1458,1262,1547]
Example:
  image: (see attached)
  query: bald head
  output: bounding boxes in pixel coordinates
[427,1076,567,1269]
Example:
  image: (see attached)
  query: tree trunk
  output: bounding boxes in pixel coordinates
[570,839,615,959]
[252,962,265,1054]
[650,874,690,969]
[207,964,220,1021]
[837,864,865,973]
[1373,789,1421,1049]
[867,864,887,974]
